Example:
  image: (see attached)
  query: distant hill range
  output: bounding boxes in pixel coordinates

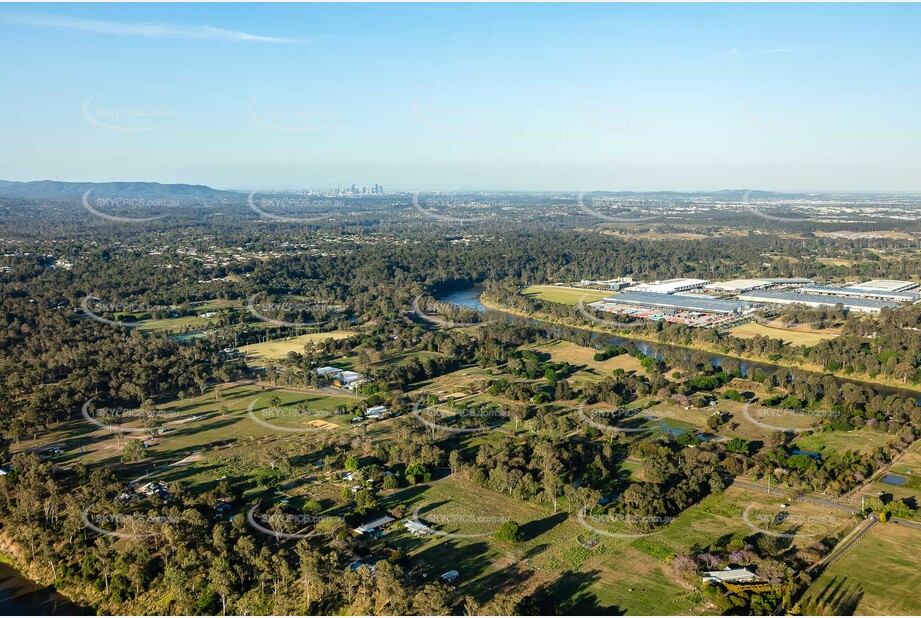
[0,180,238,200]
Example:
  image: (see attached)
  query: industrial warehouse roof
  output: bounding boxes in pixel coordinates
[758,278,814,284]
[627,278,710,294]
[800,284,921,302]
[738,290,901,311]
[603,292,753,314]
[850,279,919,292]
[705,279,773,292]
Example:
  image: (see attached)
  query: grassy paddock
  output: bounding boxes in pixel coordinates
[793,429,893,457]
[803,523,921,615]
[238,331,358,365]
[728,321,840,346]
[381,475,701,614]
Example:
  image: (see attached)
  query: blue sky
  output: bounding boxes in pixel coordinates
[1,3,920,191]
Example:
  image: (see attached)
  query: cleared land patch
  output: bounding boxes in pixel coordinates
[729,321,839,346]
[529,340,646,379]
[238,331,357,365]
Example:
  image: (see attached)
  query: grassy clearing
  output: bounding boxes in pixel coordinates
[529,340,647,380]
[793,429,893,457]
[729,321,839,346]
[16,383,361,484]
[522,285,612,306]
[237,331,358,365]
[643,394,814,443]
[815,257,856,267]
[133,314,214,333]
[603,486,855,557]
[380,475,702,614]
[129,299,237,333]
[803,523,921,615]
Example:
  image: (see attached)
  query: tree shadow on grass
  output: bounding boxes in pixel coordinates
[519,512,568,542]
[520,569,625,615]
[807,575,865,615]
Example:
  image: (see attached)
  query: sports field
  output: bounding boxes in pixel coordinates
[522,285,612,305]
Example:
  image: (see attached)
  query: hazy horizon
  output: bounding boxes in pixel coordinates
[3,3,921,192]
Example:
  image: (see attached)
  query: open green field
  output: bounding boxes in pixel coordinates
[729,320,840,346]
[373,476,856,614]
[238,331,358,365]
[804,523,921,615]
[643,390,819,443]
[602,485,856,557]
[15,383,361,486]
[522,285,612,306]
[133,314,214,333]
[380,475,704,615]
[793,428,894,457]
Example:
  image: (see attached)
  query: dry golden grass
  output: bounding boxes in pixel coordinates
[729,321,839,346]
[529,340,646,379]
[238,331,357,365]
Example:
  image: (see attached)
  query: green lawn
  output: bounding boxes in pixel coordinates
[128,299,238,333]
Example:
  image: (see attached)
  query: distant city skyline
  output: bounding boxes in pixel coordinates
[2,3,921,192]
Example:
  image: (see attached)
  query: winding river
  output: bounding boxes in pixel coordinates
[436,285,921,402]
